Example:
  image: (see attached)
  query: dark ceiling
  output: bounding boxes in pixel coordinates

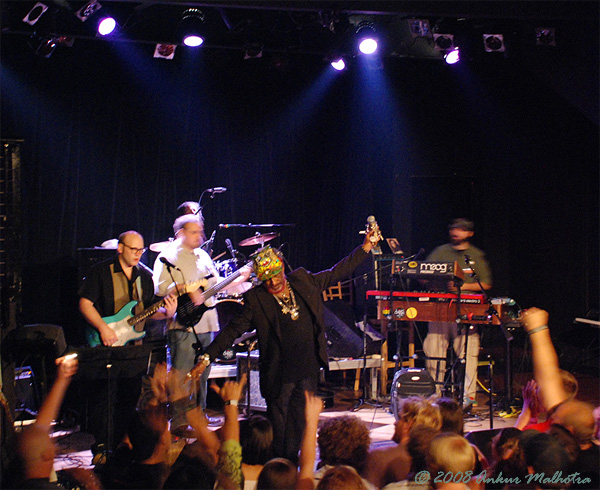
[2,1,598,62]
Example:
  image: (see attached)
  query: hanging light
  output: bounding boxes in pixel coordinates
[356,21,378,55]
[180,8,205,47]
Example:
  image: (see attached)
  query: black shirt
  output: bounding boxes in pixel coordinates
[277,292,321,382]
[79,255,156,317]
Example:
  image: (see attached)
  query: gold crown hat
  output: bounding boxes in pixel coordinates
[251,245,284,281]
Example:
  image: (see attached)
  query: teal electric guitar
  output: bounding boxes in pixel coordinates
[85,279,207,347]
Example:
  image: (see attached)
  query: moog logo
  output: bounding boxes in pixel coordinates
[420,262,448,274]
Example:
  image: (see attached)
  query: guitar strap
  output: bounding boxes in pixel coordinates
[110,263,145,332]
[132,275,145,333]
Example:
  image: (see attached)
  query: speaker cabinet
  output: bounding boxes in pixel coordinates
[390,368,436,420]
[236,351,267,412]
[324,300,382,358]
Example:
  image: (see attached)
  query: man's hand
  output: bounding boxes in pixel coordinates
[188,361,207,381]
[99,325,118,346]
[304,391,323,423]
[56,354,79,379]
[521,307,549,333]
[163,294,178,318]
[522,379,540,417]
[362,228,379,253]
[218,372,247,404]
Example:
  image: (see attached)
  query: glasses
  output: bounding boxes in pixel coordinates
[120,243,147,255]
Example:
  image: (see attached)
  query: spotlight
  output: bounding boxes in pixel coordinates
[22,2,48,26]
[330,58,346,71]
[76,0,102,22]
[180,8,205,47]
[536,27,556,46]
[433,34,454,51]
[97,17,116,36]
[29,35,56,58]
[154,44,177,60]
[444,47,460,64]
[483,34,505,52]
[356,21,378,55]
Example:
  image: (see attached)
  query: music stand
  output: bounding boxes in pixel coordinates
[75,345,152,453]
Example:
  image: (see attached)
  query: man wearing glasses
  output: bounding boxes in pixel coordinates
[79,230,177,452]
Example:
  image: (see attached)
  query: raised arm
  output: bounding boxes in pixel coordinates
[521,308,567,411]
[168,369,221,466]
[215,374,247,490]
[296,391,323,490]
[35,355,78,431]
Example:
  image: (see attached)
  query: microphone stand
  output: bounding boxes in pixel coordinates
[464,255,514,410]
[351,274,381,411]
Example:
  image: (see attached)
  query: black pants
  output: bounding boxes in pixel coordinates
[266,375,319,464]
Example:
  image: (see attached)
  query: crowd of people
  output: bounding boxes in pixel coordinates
[5,306,599,490]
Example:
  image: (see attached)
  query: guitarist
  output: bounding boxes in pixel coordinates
[78,230,177,452]
[153,214,246,431]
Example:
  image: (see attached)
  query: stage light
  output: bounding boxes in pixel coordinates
[331,58,346,71]
[154,44,177,60]
[536,27,556,46]
[433,34,454,51]
[180,8,205,47]
[483,34,505,52]
[22,3,48,26]
[29,35,56,58]
[444,47,460,64]
[97,17,116,36]
[76,0,102,22]
[356,21,378,55]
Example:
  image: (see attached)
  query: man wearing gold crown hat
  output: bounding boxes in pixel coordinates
[191,228,379,462]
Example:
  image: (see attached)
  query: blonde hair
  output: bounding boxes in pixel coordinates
[398,396,442,431]
[428,433,475,478]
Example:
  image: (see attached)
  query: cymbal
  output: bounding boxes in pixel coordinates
[149,239,174,253]
[238,232,279,247]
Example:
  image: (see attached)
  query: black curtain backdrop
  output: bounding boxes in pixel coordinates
[1,23,598,346]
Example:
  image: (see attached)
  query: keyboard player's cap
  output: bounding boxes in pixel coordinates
[449,218,474,232]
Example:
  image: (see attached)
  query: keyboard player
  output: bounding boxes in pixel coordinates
[422,218,492,407]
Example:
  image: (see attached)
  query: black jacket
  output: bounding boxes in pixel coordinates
[205,246,369,400]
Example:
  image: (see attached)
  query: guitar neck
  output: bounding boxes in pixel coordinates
[201,266,246,301]
[128,298,165,326]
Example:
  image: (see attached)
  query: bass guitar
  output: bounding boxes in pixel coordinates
[176,263,253,329]
[86,279,207,347]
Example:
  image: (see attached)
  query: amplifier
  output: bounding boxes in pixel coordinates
[236,352,267,412]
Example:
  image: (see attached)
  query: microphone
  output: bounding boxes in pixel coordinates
[225,238,236,259]
[400,248,425,262]
[160,257,179,270]
[464,254,472,265]
[207,187,227,193]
